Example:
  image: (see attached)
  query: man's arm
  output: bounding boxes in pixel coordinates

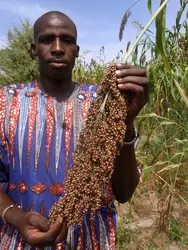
[0,158,24,227]
[111,123,139,203]
[111,63,149,203]
[0,190,25,227]
[0,190,67,247]
[0,161,67,247]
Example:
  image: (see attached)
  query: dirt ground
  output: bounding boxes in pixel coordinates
[115,177,188,250]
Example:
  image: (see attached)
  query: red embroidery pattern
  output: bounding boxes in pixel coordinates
[20,84,25,89]
[56,242,65,250]
[106,183,114,203]
[31,182,47,194]
[46,97,55,172]
[90,218,100,250]
[27,88,38,169]
[40,200,45,217]
[0,89,8,157]
[15,236,24,250]
[9,89,20,170]
[0,224,6,243]
[25,92,35,97]
[50,183,64,196]
[4,228,13,250]
[9,182,16,192]
[77,226,84,250]
[18,181,28,194]
[107,214,116,249]
[64,100,73,173]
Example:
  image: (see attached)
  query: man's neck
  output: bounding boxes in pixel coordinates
[39,74,75,102]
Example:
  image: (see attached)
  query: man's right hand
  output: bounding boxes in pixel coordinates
[17,211,67,248]
[0,191,67,247]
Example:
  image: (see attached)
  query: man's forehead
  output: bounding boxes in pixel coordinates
[47,16,66,26]
[37,15,74,30]
[42,14,71,25]
[34,13,77,39]
[37,27,77,39]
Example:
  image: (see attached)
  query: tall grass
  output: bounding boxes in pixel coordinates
[120,0,188,247]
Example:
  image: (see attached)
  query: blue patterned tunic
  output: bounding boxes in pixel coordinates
[0,82,116,250]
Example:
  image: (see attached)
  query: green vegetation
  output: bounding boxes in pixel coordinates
[117,0,188,248]
[0,20,39,84]
[168,219,185,242]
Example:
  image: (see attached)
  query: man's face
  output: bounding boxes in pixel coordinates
[33,15,79,80]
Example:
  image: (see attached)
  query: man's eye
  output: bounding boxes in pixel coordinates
[42,40,51,44]
[40,37,52,43]
[63,37,75,44]
[64,39,72,44]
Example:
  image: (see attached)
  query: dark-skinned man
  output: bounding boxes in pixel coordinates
[0,11,149,249]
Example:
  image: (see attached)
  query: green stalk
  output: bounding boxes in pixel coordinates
[100,90,110,112]
[101,0,169,114]
[173,77,188,108]
[123,0,169,62]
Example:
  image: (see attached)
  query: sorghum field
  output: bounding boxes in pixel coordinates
[72,2,188,248]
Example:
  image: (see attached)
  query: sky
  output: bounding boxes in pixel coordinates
[0,0,186,62]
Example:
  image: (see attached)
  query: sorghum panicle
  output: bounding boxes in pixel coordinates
[49,64,128,226]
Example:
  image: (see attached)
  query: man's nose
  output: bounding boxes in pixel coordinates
[51,38,65,55]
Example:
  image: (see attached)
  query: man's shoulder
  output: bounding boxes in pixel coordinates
[80,84,98,92]
[0,82,36,96]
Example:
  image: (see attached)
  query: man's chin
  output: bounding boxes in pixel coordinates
[43,66,69,78]
[50,70,71,80]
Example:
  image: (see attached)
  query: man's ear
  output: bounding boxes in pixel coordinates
[31,43,37,58]
[76,45,80,58]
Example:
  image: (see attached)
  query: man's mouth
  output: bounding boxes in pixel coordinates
[48,60,68,68]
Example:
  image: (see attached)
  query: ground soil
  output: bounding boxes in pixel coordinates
[115,175,188,250]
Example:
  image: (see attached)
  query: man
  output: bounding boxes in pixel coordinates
[0,11,149,249]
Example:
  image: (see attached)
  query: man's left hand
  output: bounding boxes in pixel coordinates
[116,63,149,124]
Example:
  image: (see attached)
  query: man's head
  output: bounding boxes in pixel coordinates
[32,11,79,80]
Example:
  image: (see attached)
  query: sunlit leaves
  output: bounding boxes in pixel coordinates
[155,0,171,72]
